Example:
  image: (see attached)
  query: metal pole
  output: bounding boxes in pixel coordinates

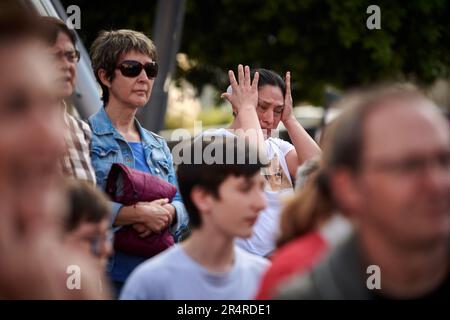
[139,0,186,133]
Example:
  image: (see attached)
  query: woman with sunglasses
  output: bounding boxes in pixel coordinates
[88,29,188,297]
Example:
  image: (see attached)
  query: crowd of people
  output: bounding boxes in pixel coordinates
[0,1,449,300]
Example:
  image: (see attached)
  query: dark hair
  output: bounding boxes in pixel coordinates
[177,135,266,229]
[65,180,111,231]
[0,1,43,44]
[277,84,426,247]
[39,16,77,47]
[252,68,286,97]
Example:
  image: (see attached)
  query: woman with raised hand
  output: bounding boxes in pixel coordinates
[208,65,321,257]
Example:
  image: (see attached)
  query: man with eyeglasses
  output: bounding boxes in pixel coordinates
[277,85,450,300]
[40,17,96,184]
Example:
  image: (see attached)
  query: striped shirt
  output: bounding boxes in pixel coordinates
[60,108,96,184]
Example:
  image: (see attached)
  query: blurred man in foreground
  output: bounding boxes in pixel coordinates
[277,86,450,299]
[0,2,108,299]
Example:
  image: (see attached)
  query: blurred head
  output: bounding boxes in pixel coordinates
[64,181,112,267]
[177,135,267,238]
[90,29,157,108]
[322,86,450,250]
[279,85,450,251]
[40,17,78,99]
[0,10,66,225]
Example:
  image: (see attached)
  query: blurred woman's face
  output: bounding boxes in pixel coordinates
[0,40,66,229]
[48,32,77,99]
[108,50,155,109]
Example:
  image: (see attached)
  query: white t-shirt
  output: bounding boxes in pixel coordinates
[202,128,295,256]
[119,244,270,300]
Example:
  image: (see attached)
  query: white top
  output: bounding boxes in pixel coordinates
[202,128,295,256]
[119,244,270,300]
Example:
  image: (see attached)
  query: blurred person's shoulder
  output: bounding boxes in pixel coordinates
[65,112,92,140]
[267,137,294,154]
[63,101,91,135]
[275,233,369,300]
[275,267,320,300]
[275,247,342,300]
[271,232,328,276]
[235,245,271,272]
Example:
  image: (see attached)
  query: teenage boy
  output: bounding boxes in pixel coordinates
[120,136,270,299]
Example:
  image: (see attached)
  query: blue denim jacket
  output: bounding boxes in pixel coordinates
[88,107,188,282]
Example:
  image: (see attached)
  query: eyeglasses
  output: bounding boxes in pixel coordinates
[52,50,80,63]
[90,230,114,257]
[363,151,450,177]
[116,60,158,78]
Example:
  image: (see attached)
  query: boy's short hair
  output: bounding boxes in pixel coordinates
[65,180,111,231]
[90,29,157,104]
[177,135,266,229]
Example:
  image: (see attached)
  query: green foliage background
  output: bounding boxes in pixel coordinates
[63,0,449,105]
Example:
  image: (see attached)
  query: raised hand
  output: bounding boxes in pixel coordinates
[221,64,259,115]
[281,71,295,124]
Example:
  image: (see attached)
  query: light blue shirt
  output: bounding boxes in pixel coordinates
[128,141,150,172]
[120,244,270,300]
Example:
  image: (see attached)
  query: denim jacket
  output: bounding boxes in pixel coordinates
[88,107,189,283]
[88,107,188,238]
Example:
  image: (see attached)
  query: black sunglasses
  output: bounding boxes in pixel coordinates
[116,60,158,78]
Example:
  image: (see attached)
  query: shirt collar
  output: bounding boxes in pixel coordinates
[90,107,161,147]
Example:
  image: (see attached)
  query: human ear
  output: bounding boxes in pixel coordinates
[330,169,363,218]
[191,186,214,215]
[98,69,111,88]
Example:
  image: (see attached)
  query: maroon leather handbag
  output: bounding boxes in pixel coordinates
[105,163,176,258]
